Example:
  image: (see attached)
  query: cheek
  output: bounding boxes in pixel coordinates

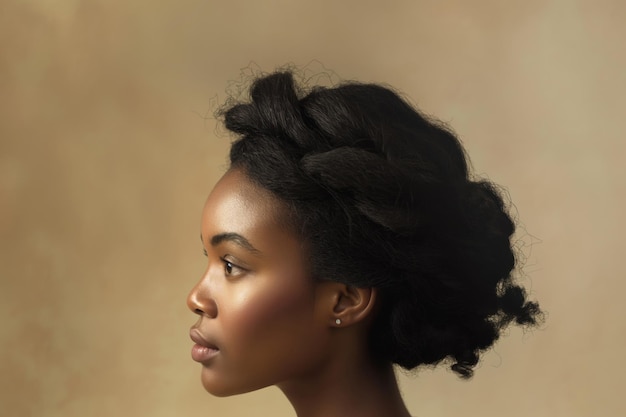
[226,274,316,339]
[201,274,320,395]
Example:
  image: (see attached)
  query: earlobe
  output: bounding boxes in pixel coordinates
[331,285,377,327]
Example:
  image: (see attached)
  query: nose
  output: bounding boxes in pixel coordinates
[187,272,218,318]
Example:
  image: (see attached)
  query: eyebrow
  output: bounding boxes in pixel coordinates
[202,232,262,256]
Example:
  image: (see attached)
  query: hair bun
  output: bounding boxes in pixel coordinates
[461,181,515,238]
[224,72,321,151]
[221,70,542,378]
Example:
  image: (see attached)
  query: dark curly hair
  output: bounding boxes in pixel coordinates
[219,70,541,378]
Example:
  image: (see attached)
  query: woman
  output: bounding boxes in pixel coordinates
[187,70,542,417]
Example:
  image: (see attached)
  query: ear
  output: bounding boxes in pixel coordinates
[319,283,377,327]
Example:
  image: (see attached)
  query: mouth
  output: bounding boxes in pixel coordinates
[189,328,220,363]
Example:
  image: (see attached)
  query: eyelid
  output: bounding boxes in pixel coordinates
[201,246,249,276]
[221,256,248,277]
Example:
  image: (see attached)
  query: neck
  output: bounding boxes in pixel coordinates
[277,358,411,417]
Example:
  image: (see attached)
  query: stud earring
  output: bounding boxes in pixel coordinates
[335,318,341,325]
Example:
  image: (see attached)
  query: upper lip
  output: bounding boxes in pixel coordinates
[189,327,219,350]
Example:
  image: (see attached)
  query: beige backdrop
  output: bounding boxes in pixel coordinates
[1,1,624,416]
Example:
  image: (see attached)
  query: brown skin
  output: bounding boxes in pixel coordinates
[187,169,412,417]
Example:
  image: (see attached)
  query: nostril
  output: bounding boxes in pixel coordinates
[187,284,218,318]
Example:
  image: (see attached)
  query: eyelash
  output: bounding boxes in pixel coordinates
[221,258,238,276]
[202,249,246,277]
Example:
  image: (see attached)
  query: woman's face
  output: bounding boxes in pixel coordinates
[187,169,332,396]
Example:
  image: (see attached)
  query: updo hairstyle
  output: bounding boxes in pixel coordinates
[219,71,541,378]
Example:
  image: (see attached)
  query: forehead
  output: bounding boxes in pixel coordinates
[201,169,297,252]
[204,169,280,223]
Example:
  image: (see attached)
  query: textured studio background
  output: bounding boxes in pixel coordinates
[1,1,624,416]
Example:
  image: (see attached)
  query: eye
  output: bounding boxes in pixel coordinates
[224,260,234,274]
[221,257,246,277]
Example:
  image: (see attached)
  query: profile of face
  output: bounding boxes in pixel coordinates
[187,169,336,396]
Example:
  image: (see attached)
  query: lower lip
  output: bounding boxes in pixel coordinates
[191,344,220,362]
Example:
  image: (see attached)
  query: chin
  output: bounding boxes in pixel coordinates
[200,370,267,397]
[201,384,237,398]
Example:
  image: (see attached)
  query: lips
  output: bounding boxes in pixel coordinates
[189,328,220,363]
